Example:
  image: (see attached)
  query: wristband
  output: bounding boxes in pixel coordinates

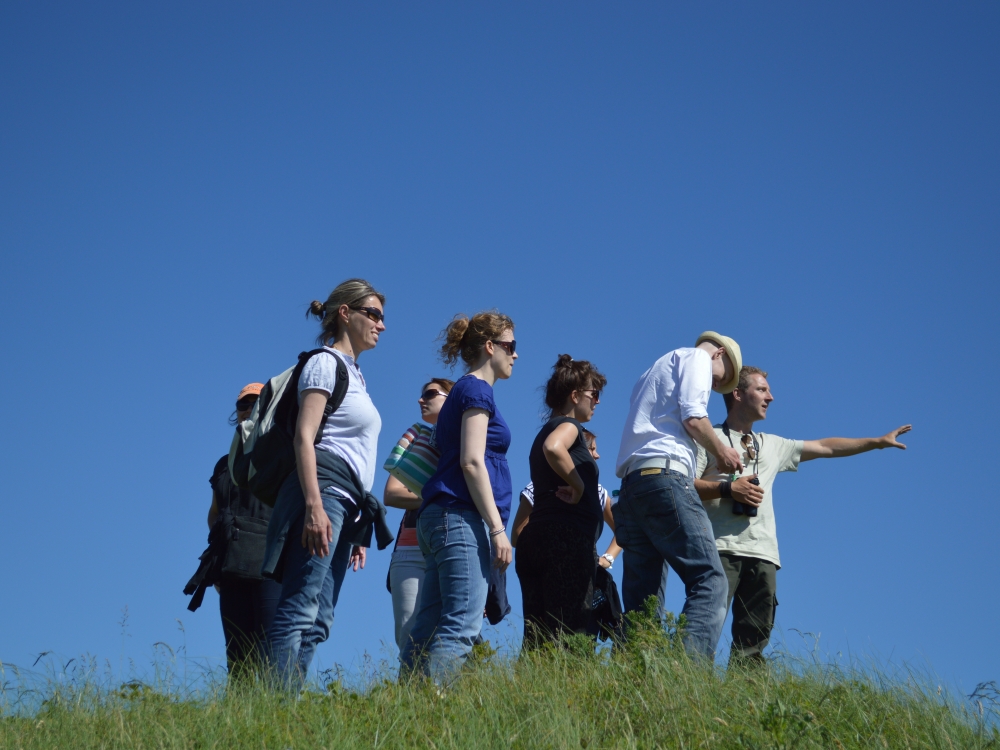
[601,553,615,568]
[719,481,733,499]
[489,528,505,538]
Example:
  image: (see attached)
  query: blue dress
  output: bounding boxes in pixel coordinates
[419,374,513,524]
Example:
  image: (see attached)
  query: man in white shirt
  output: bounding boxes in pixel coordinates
[613,332,744,659]
[695,366,910,665]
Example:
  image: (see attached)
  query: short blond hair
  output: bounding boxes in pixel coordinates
[723,366,769,411]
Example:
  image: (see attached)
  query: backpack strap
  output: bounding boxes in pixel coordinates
[315,353,349,445]
[291,348,350,446]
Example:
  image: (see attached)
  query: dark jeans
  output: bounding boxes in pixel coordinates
[719,553,778,665]
[515,519,596,649]
[612,469,728,659]
[218,576,282,676]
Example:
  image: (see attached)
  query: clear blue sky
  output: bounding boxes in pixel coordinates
[2,2,997,694]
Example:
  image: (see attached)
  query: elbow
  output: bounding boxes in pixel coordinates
[460,458,485,474]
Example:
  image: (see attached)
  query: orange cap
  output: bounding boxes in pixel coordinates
[237,383,264,401]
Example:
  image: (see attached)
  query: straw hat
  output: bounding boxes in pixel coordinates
[695,332,742,393]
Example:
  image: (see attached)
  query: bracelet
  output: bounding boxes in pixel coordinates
[601,553,615,568]
[719,481,732,499]
[489,527,505,538]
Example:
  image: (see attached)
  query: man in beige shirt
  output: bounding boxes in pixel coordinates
[695,366,910,665]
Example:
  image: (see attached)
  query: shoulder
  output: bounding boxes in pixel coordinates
[758,432,801,453]
[683,347,711,369]
[757,431,791,447]
[211,455,229,485]
[452,375,495,413]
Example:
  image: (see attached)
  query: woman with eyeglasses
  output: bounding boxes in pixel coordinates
[400,312,516,683]
[517,354,608,648]
[266,278,388,688]
[382,377,455,654]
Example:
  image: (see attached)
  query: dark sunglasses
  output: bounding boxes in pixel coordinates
[579,389,601,403]
[351,306,385,324]
[236,396,258,411]
[491,339,516,356]
[419,388,448,401]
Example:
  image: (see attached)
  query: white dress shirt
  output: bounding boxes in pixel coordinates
[615,347,712,478]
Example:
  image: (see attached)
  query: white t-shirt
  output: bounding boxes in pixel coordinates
[520,481,610,510]
[616,347,712,478]
[696,425,803,567]
[298,347,382,492]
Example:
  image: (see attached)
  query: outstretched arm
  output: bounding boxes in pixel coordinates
[801,424,911,462]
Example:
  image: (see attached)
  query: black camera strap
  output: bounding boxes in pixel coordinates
[721,421,760,477]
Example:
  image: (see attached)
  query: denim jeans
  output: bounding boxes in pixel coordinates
[400,504,490,683]
[389,547,426,653]
[267,490,355,688]
[612,469,728,660]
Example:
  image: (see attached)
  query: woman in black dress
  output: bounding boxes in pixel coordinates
[516,354,607,648]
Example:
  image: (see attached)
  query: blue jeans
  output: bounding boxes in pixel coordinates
[267,490,355,688]
[612,469,728,660]
[400,505,490,683]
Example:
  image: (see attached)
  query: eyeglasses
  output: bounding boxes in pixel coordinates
[351,306,385,324]
[491,339,516,356]
[419,388,448,401]
[236,396,258,411]
[740,433,757,461]
[579,389,601,403]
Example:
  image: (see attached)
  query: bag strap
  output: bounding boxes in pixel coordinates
[316,352,349,445]
[279,348,350,444]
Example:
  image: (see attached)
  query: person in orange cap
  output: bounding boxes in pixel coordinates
[196,382,281,678]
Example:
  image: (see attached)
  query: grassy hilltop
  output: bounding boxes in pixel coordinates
[3,605,997,749]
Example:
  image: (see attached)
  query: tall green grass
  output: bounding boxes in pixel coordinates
[3,603,998,749]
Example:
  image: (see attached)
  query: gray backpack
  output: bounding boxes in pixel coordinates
[228,349,348,506]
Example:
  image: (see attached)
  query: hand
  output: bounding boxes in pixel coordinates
[598,555,613,570]
[555,484,583,505]
[349,546,366,571]
[879,424,911,449]
[731,474,764,508]
[490,530,512,571]
[301,501,333,557]
[716,445,744,475]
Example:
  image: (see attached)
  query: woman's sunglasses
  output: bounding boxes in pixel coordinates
[236,396,258,411]
[579,389,601,403]
[419,388,448,401]
[351,306,385,324]
[491,339,516,356]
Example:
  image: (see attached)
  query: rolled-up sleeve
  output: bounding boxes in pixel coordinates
[677,349,712,421]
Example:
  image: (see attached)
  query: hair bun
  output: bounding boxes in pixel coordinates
[556,354,574,368]
[308,300,326,318]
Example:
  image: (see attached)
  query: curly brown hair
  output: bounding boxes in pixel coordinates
[438,311,514,368]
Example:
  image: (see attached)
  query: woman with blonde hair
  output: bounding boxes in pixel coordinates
[401,311,517,682]
[264,278,392,688]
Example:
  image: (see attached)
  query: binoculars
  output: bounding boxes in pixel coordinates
[732,477,760,517]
